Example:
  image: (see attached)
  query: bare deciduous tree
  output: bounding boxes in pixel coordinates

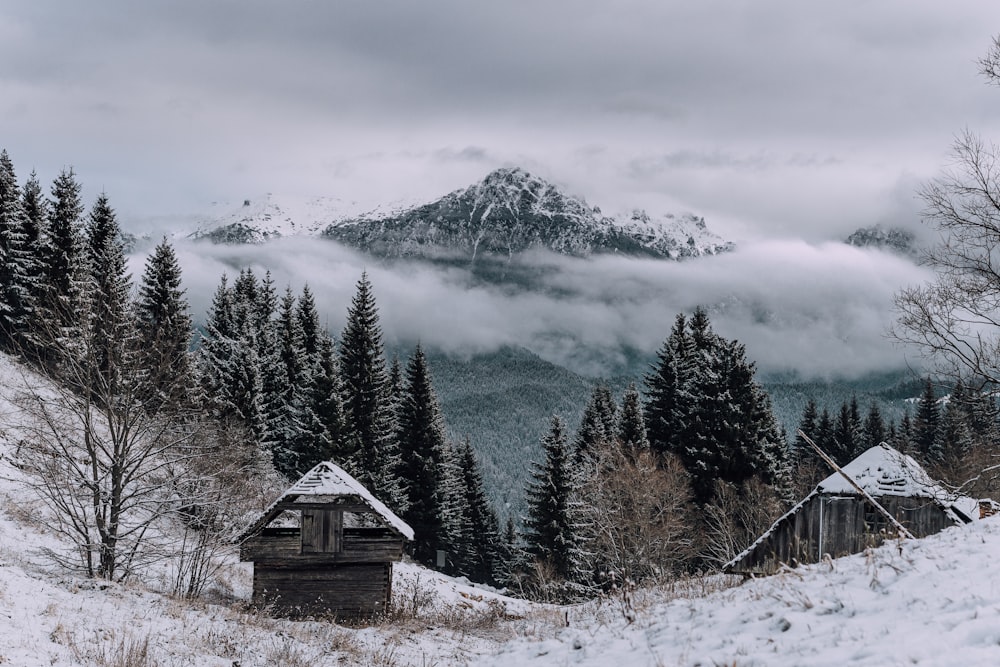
[581,443,694,587]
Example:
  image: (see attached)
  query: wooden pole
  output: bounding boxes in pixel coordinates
[797,430,916,541]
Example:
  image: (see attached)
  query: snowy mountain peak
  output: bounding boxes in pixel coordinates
[186,167,734,263]
[324,167,734,262]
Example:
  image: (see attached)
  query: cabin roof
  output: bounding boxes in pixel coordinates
[238,461,415,542]
[817,444,950,499]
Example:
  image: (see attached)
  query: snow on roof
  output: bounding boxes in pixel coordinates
[817,444,948,499]
[725,444,979,572]
[239,461,414,542]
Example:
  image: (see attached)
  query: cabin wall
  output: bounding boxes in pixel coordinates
[240,527,405,565]
[252,562,392,618]
[729,494,959,575]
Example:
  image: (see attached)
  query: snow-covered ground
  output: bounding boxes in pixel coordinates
[3,346,1000,666]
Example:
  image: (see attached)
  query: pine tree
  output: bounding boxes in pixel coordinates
[937,393,974,466]
[645,308,788,504]
[794,399,820,464]
[0,150,30,351]
[645,313,689,459]
[831,401,858,465]
[453,439,501,584]
[339,272,406,511]
[16,170,46,352]
[84,194,133,394]
[39,168,86,341]
[268,287,316,478]
[311,332,347,461]
[198,275,268,442]
[135,238,194,413]
[397,344,451,566]
[914,378,941,463]
[573,383,617,465]
[616,382,649,451]
[522,416,587,591]
[862,402,886,451]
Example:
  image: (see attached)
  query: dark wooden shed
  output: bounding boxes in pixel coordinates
[726,444,980,576]
[238,461,414,618]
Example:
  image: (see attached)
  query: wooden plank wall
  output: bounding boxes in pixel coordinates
[240,528,404,564]
[729,494,959,575]
[252,563,392,618]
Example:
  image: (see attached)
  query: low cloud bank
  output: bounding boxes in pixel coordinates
[127,237,932,380]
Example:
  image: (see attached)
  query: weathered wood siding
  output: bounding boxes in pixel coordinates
[729,494,960,576]
[252,562,392,618]
[240,527,405,565]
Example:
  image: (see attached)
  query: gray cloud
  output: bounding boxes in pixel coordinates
[136,237,931,380]
[4,0,1000,241]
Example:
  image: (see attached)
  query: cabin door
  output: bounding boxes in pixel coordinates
[301,509,344,553]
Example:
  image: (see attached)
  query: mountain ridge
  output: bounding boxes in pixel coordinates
[189,167,735,262]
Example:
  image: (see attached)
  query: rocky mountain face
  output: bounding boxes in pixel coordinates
[845,225,917,257]
[323,168,733,261]
[189,168,734,263]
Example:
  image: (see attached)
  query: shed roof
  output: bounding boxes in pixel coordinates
[238,461,415,542]
[817,444,950,499]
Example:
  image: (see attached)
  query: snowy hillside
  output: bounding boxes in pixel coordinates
[187,168,734,262]
[3,347,1000,666]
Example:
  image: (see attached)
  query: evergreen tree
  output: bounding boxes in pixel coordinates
[135,238,194,413]
[84,194,133,392]
[0,150,30,350]
[862,402,887,451]
[397,344,451,566]
[646,308,788,504]
[268,287,317,478]
[914,378,941,463]
[573,383,617,464]
[831,401,859,465]
[522,416,587,590]
[616,382,649,451]
[453,438,501,585]
[644,313,689,459]
[16,169,46,352]
[39,168,85,341]
[794,399,820,464]
[937,393,974,466]
[339,272,406,510]
[311,332,347,461]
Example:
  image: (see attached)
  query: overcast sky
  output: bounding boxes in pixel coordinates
[7,2,1000,378]
[4,1,1000,241]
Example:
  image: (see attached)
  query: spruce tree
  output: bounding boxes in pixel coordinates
[339,272,406,511]
[645,313,689,459]
[311,332,347,461]
[914,378,941,463]
[453,439,501,585]
[16,170,46,352]
[135,238,194,413]
[573,383,617,465]
[831,402,858,466]
[397,343,451,566]
[522,415,587,591]
[268,287,315,478]
[84,193,133,392]
[0,150,30,350]
[645,308,787,504]
[616,382,649,451]
[40,168,86,340]
[862,402,886,451]
[794,399,820,464]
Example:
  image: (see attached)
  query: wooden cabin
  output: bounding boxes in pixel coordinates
[238,461,414,618]
[726,444,980,576]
